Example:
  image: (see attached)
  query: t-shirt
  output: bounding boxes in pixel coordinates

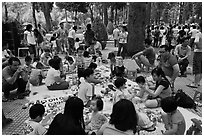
[113,89,125,104]
[160,54,178,77]
[112,66,125,77]
[168,110,186,135]
[29,69,43,86]
[189,29,199,38]
[143,46,156,65]
[194,32,202,52]
[23,120,47,135]
[119,32,128,44]
[24,30,36,45]
[56,28,67,39]
[78,81,93,104]
[155,78,172,99]
[113,28,120,40]
[174,44,191,58]
[97,123,135,135]
[68,29,76,39]
[45,68,60,86]
[75,56,84,68]
[89,113,108,131]
[2,66,17,86]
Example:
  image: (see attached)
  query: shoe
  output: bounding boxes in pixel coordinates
[186,83,198,88]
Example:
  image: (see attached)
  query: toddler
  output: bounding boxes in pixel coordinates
[23,104,47,135]
[85,96,108,134]
[112,56,126,78]
[83,51,92,69]
[161,96,186,135]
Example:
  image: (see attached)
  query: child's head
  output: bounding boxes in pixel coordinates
[25,56,32,65]
[29,104,45,122]
[115,56,123,66]
[65,56,74,64]
[135,76,146,85]
[75,37,80,42]
[108,52,116,63]
[83,51,90,58]
[161,96,178,114]
[76,46,84,57]
[83,68,94,80]
[90,96,104,112]
[88,62,97,70]
[114,77,127,89]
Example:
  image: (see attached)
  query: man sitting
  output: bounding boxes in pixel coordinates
[2,57,29,101]
[132,38,156,72]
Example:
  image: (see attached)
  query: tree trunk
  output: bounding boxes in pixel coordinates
[4,3,8,22]
[179,2,184,24]
[88,5,94,22]
[110,6,114,22]
[127,2,146,56]
[145,2,151,25]
[32,2,37,28]
[115,8,118,25]
[42,2,52,31]
[103,3,108,27]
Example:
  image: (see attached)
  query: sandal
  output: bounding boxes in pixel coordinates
[187,83,198,88]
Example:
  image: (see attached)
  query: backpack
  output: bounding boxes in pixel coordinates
[174,89,196,109]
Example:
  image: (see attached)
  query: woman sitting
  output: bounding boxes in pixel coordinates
[47,97,86,135]
[45,57,69,90]
[139,67,172,108]
[97,99,138,135]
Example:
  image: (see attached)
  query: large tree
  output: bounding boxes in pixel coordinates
[127,2,146,56]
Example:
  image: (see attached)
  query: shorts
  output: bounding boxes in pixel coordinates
[193,52,202,75]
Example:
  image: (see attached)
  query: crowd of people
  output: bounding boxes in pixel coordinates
[2,21,202,135]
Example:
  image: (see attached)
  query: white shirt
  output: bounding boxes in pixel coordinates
[45,68,60,86]
[113,28,120,40]
[68,29,76,39]
[189,29,199,38]
[24,30,36,45]
[78,80,93,104]
[23,120,46,135]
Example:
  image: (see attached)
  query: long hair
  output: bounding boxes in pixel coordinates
[151,67,170,85]
[109,99,138,134]
[63,97,85,130]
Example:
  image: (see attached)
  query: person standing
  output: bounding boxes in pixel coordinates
[55,22,68,53]
[174,37,191,77]
[84,24,95,49]
[68,26,77,54]
[117,25,128,59]
[113,25,120,47]
[24,24,37,58]
[188,25,199,49]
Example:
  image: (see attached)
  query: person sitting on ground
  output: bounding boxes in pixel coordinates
[140,67,172,108]
[47,97,86,135]
[74,37,81,51]
[40,48,52,67]
[64,54,76,73]
[85,96,108,134]
[132,38,156,72]
[112,56,126,78]
[23,56,34,75]
[86,62,102,85]
[83,51,93,69]
[97,99,138,135]
[2,57,29,101]
[45,58,69,90]
[107,52,116,78]
[32,56,49,69]
[174,37,191,77]
[23,104,47,135]
[158,44,180,90]
[113,77,135,104]
[161,96,186,135]
[78,68,95,107]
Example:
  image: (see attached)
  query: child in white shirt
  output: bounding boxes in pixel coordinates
[23,104,47,135]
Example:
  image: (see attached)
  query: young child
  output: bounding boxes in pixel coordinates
[24,56,34,75]
[134,76,148,101]
[64,54,76,73]
[112,56,126,78]
[161,96,186,135]
[74,37,81,51]
[78,68,95,107]
[40,49,52,67]
[85,96,108,134]
[50,33,57,54]
[83,51,93,69]
[23,104,47,135]
[113,77,134,104]
[75,46,85,79]
[107,52,116,78]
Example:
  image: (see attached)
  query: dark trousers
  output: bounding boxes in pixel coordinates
[2,78,27,98]
[28,44,37,57]
[114,39,119,47]
[117,43,127,58]
[190,38,195,49]
[68,37,75,54]
[47,81,69,90]
[179,58,189,75]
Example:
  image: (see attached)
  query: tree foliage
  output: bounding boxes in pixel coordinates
[55,2,88,13]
